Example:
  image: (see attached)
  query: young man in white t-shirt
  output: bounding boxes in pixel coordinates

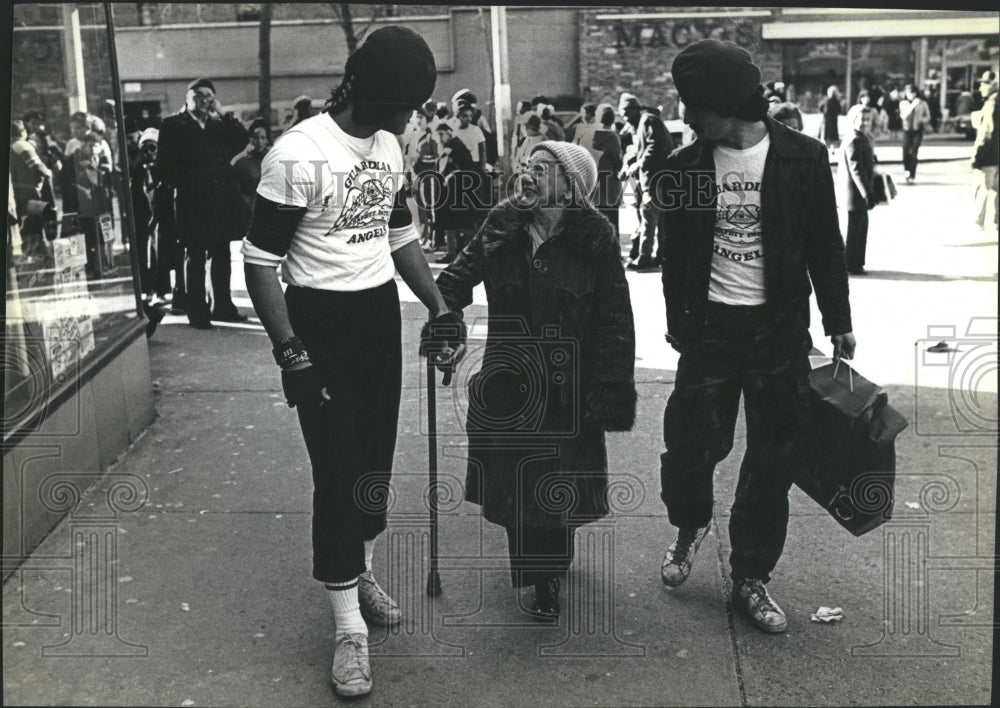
[241,27,464,698]
[656,40,856,636]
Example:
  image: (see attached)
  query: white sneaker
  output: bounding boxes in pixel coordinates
[358,570,401,627]
[330,632,372,697]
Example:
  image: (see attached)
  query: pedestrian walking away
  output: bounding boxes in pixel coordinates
[157,77,250,328]
[241,26,458,699]
[430,140,637,621]
[660,39,856,634]
[839,105,878,275]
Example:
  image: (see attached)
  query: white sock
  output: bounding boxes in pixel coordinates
[326,579,367,640]
[364,539,376,573]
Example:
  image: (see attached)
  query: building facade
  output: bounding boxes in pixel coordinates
[580,7,998,119]
[12,7,996,143]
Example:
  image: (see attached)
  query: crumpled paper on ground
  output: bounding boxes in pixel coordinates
[811,606,844,623]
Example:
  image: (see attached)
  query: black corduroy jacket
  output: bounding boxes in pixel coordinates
[659,117,852,351]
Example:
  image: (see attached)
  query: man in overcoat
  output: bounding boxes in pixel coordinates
[158,78,249,328]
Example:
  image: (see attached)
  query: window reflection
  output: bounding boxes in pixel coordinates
[6,3,139,431]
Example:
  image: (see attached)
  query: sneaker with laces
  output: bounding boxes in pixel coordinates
[660,523,711,587]
[330,632,372,697]
[358,570,401,627]
[733,578,787,633]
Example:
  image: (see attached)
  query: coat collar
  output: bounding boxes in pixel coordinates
[669,116,814,168]
[481,199,612,260]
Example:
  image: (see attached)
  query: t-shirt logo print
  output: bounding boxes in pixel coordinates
[724,203,760,230]
[331,173,395,232]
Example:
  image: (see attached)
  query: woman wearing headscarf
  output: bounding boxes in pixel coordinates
[423,141,637,620]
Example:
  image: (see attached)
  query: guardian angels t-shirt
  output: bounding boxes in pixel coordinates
[708,134,770,305]
[241,112,417,291]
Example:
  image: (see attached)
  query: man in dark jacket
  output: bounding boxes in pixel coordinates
[157,78,249,328]
[656,40,856,634]
[620,94,675,270]
[838,106,877,274]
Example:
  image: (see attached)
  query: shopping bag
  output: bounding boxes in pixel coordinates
[794,358,908,536]
[871,170,897,205]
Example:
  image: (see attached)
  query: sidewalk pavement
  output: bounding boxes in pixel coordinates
[3,288,994,706]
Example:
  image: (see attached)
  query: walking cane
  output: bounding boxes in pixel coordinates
[426,351,443,596]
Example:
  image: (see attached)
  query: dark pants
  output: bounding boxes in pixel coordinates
[286,281,402,583]
[184,241,235,323]
[506,524,577,588]
[845,209,869,271]
[902,130,923,178]
[150,229,184,299]
[659,301,812,583]
[135,228,153,297]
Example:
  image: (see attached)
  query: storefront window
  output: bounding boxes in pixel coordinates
[929,37,1000,117]
[6,3,140,433]
[782,40,848,113]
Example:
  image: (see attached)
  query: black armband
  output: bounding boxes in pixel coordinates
[388,187,413,228]
[273,336,311,370]
[246,195,307,258]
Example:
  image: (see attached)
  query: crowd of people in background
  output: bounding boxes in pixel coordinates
[9,67,998,339]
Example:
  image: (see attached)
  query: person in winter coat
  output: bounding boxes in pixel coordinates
[434,121,479,263]
[839,105,877,274]
[157,77,249,328]
[231,117,272,240]
[10,119,53,260]
[428,141,637,621]
[59,131,113,277]
[592,106,624,235]
[817,85,842,149]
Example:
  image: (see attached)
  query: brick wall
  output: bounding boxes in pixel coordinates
[578,7,783,120]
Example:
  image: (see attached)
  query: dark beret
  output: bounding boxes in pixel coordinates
[187,78,216,93]
[349,26,437,109]
[671,40,761,112]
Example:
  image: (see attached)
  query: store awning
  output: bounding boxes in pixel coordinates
[762,15,998,40]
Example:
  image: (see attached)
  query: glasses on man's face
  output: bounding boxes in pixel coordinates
[193,91,214,102]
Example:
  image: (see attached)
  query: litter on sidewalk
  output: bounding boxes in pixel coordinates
[810,606,844,623]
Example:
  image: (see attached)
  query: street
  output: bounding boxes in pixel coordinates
[2,156,996,707]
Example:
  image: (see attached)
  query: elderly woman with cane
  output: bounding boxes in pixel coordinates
[421,141,637,619]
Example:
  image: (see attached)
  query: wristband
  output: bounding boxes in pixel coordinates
[273,336,311,370]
